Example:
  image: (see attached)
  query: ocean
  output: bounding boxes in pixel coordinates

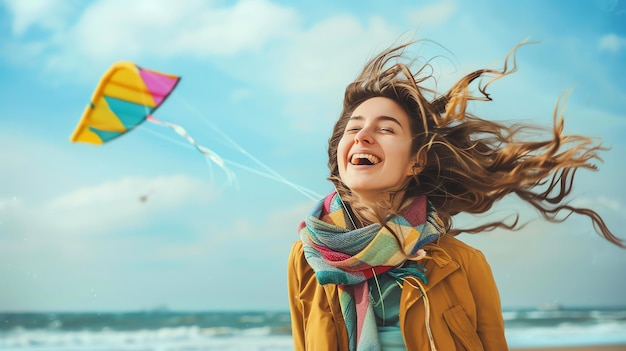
[1,307,625,350]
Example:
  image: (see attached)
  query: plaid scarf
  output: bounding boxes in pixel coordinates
[299,191,444,351]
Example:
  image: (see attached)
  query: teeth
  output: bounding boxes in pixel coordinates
[351,153,380,165]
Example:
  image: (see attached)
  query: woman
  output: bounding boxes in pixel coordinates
[288,41,624,351]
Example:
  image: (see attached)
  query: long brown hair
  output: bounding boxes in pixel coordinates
[327,40,624,248]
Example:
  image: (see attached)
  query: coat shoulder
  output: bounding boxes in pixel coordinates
[438,234,480,252]
[435,234,489,266]
[289,240,306,268]
[291,240,304,256]
[288,240,316,283]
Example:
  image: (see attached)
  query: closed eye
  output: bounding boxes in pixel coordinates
[345,124,362,133]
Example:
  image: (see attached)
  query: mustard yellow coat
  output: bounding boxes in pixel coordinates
[288,234,508,351]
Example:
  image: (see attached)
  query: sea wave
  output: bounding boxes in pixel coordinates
[0,327,294,351]
[2,308,625,350]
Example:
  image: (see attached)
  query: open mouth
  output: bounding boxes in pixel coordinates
[350,153,381,165]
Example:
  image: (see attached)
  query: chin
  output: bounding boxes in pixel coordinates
[344,187,382,198]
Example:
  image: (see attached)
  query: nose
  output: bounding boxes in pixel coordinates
[354,127,373,144]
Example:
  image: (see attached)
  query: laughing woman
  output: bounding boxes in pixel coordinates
[288,41,624,351]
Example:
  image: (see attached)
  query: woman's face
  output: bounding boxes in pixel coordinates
[337,97,415,200]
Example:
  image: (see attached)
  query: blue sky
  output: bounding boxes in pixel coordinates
[1,0,625,312]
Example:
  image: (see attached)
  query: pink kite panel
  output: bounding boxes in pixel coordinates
[139,68,180,106]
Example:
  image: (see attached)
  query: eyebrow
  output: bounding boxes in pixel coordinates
[348,115,404,128]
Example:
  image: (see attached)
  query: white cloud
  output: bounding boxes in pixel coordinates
[0,172,219,298]
[1,0,75,35]
[4,0,403,91]
[1,175,216,240]
[274,15,403,132]
[1,0,424,133]
[598,33,626,53]
[278,15,398,95]
[40,0,299,71]
[142,199,312,275]
[406,2,456,27]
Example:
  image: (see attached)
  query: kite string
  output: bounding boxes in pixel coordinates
[133,67,238,188]
[140,126,318,191]
[141,70,321,201]
[174,98,322,201]
[146,115,238,186]
[135,79,239,188]
[140,121,222,185]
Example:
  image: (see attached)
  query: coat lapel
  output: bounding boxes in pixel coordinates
[402,241,459,304]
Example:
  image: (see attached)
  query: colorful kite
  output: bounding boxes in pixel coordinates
[70,62,234,182]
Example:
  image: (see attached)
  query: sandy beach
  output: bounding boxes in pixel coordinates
[512,345,626,351]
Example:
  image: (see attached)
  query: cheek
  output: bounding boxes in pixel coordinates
[336,137,352,179]
[336,137,350,164]
[390,144,414,173]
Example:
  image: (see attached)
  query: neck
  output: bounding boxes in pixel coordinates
[350,190,409,224]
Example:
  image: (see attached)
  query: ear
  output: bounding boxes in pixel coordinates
[406,151,427,177]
